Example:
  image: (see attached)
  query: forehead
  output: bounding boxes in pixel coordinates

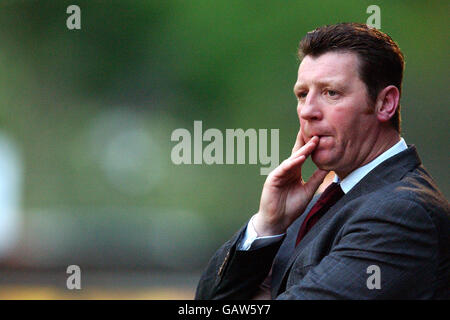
[295,51,360,88]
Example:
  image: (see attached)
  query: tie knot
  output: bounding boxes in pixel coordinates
[318,182,344,203]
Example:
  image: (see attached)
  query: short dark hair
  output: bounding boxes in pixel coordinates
[298,23,404,132]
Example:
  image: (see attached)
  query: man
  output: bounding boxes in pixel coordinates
[195,23,449,299]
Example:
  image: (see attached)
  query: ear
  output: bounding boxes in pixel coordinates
[375,85,400,123]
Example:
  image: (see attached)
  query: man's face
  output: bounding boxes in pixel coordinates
[294,51,379,177]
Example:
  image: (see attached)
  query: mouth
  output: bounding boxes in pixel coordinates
[308,134,329,142]
[301,129,332,145]
[309,135,333,151]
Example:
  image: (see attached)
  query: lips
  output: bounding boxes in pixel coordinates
[301,128,332,144]
[306,135,333,151]
[307,134,330,142]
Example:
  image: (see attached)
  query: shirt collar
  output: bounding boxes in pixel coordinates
[333,138,408,194]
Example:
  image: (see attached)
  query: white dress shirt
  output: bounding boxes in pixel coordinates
[238,138,408,251]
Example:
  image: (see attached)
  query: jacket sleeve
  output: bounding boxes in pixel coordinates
[195,225,284,300]
[277,198,439,299]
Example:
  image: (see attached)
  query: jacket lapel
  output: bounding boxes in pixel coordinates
[271,145,421,297]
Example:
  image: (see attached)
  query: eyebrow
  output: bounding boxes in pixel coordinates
[293,79,347,93]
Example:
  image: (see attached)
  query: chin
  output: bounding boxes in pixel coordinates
[311,151,336,170]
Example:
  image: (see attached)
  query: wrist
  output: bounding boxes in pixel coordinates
[252,212,286,237]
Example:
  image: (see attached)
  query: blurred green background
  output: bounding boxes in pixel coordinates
[0,0,448,299]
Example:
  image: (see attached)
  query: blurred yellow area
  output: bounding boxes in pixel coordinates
[0,286,194,300]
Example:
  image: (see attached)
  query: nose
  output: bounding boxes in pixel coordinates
[298,91,322,122]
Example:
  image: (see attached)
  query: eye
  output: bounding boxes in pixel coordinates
[325,89,340,99]
[327,90,337,96]
[297,91,307,100]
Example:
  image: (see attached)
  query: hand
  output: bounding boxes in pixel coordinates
[252,131,329,236]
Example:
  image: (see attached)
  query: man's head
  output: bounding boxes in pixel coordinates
[294,23,405,178]
[299,23,404,132]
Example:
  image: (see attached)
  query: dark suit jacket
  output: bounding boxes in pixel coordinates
[195,146,450,299]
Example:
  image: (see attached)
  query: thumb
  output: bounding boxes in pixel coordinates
[304,169,330,196]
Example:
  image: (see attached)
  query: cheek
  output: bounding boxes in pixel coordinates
[326,111,349,137]
[327,104,362,136]
[333,114,374,151]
